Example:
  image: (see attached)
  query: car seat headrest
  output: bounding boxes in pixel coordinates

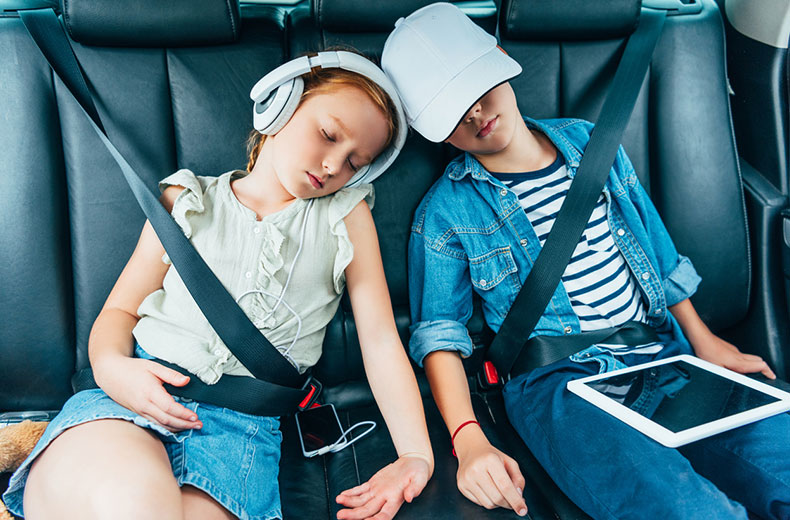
[314,0,459,32]
[500,0,640,41]
[62,0,241,47]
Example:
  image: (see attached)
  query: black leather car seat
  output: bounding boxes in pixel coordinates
[0,0,765,519]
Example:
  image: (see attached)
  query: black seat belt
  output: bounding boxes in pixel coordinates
[19,8,320,416]
[488,8,667,377]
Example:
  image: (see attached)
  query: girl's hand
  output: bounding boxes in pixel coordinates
[693,332,776,379]
[335,454,431,520]
[454,426,527,516]
[93,354,203,432]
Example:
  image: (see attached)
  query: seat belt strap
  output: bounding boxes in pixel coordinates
[488,8,667,376]
[510,321,660,375]
[19,8,305,391]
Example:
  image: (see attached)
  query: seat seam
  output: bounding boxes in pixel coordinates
[223,0,237,40]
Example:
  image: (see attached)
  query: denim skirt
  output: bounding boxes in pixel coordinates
[3,347,283,520]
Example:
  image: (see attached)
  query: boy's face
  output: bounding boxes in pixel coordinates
[445,82,519,156]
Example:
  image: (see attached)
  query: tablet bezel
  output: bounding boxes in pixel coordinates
[566,354,790,447]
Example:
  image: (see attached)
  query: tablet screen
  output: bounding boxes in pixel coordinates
[583,360,781,433]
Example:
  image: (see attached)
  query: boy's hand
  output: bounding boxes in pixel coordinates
[693,332,776,379]
[454,426,528,516]
[335,454,431,520]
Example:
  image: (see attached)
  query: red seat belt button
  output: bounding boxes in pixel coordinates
[484,361,499,385]
[298,384,317,409]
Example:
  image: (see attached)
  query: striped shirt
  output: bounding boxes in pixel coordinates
[491,153,647,331]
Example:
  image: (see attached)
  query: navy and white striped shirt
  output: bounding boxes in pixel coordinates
[491,153,647,331]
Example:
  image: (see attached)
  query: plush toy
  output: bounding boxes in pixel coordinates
[0,421,48,520]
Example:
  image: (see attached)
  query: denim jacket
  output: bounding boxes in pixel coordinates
[408,117,701,367]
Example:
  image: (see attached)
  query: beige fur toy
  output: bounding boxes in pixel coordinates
[0,421,48,520]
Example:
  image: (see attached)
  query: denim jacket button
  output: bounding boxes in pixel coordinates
[563,326,572,334]
[520,238,528,247]
[499,188,507,197]
[617,228,626,237]
[641,272,651,280]
[480,279,487,286]
[656,308,663,314]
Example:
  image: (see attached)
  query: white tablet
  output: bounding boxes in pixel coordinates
[566,354,790,447]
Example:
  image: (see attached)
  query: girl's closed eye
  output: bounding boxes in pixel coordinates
[322,126,359,172]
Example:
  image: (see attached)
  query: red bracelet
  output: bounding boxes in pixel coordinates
[451,420,480,457]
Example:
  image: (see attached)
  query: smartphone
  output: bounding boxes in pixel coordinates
[294,404,344,457]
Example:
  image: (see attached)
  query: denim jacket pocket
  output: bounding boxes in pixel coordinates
[469,247,518,291]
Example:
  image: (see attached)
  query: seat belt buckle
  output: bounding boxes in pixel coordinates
[477,360,503,389]
[298,377,323,410]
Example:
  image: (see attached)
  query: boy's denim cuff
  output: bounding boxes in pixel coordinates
[663,254,702,307]
[408,320,474,367]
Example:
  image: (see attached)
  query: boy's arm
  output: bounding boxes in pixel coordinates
[408,215,527,516]
[337,201,433,520]
[614,146,776,379]
[424,351,527,515]
[669,298,775,379]
[616,146,702,309]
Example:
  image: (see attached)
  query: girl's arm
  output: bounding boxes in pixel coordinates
[89,187,203,431]
[669,298,775,379]
[335,201,433,520]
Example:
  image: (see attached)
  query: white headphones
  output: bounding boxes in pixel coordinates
[250,51,408,187]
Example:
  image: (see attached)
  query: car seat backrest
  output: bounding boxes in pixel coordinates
[0,0,289,411]
[1,1,75,411]
[63,0,289,375]
[499,0,749,332]
[289,1,464,390]
[0,0,751,414]
[288,1,499,393]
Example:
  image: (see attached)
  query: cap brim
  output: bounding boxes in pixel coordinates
[410,47,522,143]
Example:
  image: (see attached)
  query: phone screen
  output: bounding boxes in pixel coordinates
[296,404,344,453]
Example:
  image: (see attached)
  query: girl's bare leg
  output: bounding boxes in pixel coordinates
[181,485,235,520]
[23,419,182,520]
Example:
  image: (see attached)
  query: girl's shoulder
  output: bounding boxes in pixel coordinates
[321,183,375,223]
[157,169,237,239]
[159,169,231,197]
[320,184,375,295]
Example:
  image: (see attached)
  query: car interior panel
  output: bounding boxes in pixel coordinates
[2,0,788,518]
[717,0,790,380]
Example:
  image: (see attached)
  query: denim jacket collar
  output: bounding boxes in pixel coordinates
[447,117,583,184]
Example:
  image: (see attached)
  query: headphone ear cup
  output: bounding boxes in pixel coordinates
[259,76,304,135]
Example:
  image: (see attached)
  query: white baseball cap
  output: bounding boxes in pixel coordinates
[382,2,522,143]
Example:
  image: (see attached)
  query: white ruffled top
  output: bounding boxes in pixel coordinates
[132,169,374,384]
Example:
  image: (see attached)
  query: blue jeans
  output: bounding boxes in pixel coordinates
[503,343,790,520]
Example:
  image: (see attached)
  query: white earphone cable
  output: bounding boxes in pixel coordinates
[314,420,377,456]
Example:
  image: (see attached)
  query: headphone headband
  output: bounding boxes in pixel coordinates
[250,51,407,187]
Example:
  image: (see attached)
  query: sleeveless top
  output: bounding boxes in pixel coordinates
[132,169,374,384]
